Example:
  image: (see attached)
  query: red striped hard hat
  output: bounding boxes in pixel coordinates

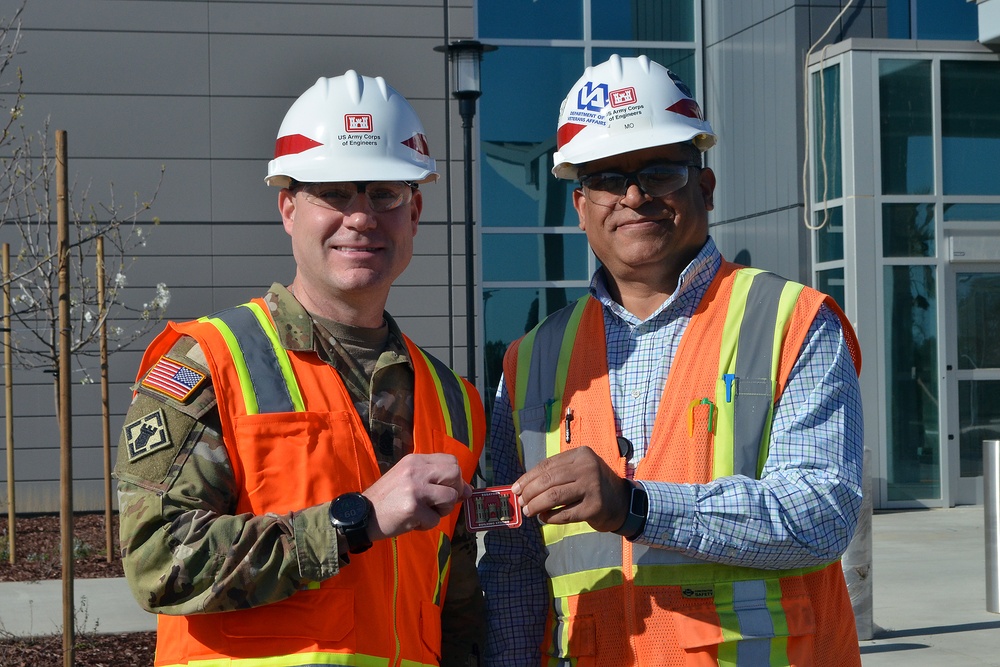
[552,55,716,181]
[266,71,438,187]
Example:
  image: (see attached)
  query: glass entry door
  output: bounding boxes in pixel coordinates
[950,268,1000,504]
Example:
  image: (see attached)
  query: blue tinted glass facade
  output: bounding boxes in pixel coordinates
[477,0,699,405]
[887,0,977,40]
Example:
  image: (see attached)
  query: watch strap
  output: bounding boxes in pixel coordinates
[612,481,648,540]
[330,493,373,555]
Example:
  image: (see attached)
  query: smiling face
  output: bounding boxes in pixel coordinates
[279,183,421,326]
[573,143,715,306]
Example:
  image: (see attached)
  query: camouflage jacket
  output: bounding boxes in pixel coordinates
[114,284,484,665]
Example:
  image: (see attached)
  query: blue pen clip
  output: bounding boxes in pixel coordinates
[724,374,736,403]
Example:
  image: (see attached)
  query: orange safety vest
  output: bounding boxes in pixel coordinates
[136,298,485,667]
[504,263,862,667]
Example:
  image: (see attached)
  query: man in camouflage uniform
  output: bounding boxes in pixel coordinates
[115,71,486,667]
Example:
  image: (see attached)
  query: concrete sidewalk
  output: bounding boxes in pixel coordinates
[0,576,155,637]
[861,506,1000,666]
[0,507,997,666]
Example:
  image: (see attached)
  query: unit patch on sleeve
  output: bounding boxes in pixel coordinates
[141,356,207,403]
[124,409,173,462]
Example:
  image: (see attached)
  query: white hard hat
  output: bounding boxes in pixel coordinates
[552,55,716,180]
[266,71,438,187]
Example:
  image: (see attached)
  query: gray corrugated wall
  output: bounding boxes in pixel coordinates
[0,0,474,513]
[704,0,887,281]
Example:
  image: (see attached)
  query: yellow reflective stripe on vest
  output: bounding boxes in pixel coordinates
[714,579,792,666]
[631,561,828,587]
[550,565,624,599]
[163,651,392,666]
[512,296,588,469]
[432,531,451,606]
[202,301,305,415]
[541,520,597,546]
[413,346,475,450]
[712,271,802,478]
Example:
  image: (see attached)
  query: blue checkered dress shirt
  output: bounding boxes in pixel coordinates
[479,237,864,665]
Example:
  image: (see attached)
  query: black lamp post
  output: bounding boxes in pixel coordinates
[435,39,496,386]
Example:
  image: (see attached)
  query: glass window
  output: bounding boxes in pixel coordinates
[482,233,591,282]
[884,265,939,501]
[815,206,844,262]
[956,273,1000,370]
[882,203,935,258]
[812,66,842,201]
[943,203,1000,222]
[959,380,1000,478]
[956,273,1000,479]
[887,0,912,38]
[888,0,978,40]
[941,61,1000,196]
[879,59,933,196]
[817,268,846,312]
[482,286,588,407]
[591,0,694,42]
[592,47,696,98]
[480,47,584,228]
[479,0,582,40]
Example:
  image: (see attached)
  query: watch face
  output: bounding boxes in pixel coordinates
[333,493,369,525]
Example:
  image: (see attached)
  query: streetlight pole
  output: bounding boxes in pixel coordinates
[459,96,476,385]
[436,39,496,387]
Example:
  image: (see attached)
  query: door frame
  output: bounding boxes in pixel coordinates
[944,262,1000,505]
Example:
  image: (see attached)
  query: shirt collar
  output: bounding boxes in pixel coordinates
[263,282,406,354]
[589,236,721,325]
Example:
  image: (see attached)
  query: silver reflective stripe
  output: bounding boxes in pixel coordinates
[421,351,471,447]
[632,543,710,566]
[732,272,787,478]
[214,305,295,413]
[546,531,623,576]
[733,579,775,638]
[517,298,587,471]
[550,595,568,659]
[737,638,772,666]
[733,579,775,665]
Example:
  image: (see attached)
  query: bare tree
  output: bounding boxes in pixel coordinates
[0,1,169,388]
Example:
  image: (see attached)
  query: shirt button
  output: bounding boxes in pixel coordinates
[631,389,641,399]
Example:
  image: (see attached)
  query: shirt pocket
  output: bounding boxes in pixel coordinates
[419,599,443,663]
[234,411,372,514]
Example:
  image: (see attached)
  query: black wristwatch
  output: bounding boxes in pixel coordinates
[329,492,373,555]
[612,481,648,540]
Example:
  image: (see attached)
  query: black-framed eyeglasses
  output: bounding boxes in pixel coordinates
[579,162,699,207]
[295,181,418,213]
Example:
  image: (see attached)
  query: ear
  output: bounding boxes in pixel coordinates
[409,189,423,235]
[698,167,716,211]
[572,187,588,231]
[278,188,296,235]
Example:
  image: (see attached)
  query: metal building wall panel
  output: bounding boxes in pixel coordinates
[0,0,476,512]
[18,0,208,32]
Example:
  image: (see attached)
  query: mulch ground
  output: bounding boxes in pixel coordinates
[0,513,157,666]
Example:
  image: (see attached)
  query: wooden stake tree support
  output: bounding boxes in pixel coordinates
[97,236,114,562]
[56,129,75,667]
[3,242,13,566]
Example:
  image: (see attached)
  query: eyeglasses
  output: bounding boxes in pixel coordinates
[296,181,417,213]
[578,162,699,207]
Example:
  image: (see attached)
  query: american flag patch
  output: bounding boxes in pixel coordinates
[141,356,206,403]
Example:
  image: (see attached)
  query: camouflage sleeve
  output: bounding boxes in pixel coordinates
[114,336,340,615]
[440,507,486,667]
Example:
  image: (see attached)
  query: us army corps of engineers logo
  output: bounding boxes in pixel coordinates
[124,409,172,462]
